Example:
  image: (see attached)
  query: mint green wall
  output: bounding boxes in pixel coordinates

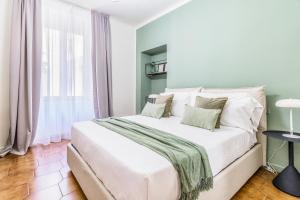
[136,0,300,171]
[140,54,152,105]
[150,77,167,94]
[150,52,167,63]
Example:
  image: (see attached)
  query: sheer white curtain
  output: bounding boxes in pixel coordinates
[34,0,94,145]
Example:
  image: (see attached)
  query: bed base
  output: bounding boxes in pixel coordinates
[67,143,263,200]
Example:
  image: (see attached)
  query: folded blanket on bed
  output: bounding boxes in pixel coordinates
[93,117,213,200]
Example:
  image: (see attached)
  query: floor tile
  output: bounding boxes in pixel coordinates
[59,176,80,195]
[0,171,34,191]
[0,168,9,180]
[60,165,73,178]
[38,153,63,166]
[26,185,62,200]
[60,189,87,200]
[0,184,29,200]
[8,161,36,176]
[35,161,62,176]
[0,159,13,171]
[29,172,62,193]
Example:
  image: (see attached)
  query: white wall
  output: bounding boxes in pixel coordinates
[0,0,11,150]
[110,17,136,116]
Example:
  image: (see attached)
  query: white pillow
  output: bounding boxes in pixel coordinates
[192,92,263,132]
[221,97,263,133]
[190,92,249,107]
[202,86,266,131]
[161,92,191,117]
[165,87,202,93]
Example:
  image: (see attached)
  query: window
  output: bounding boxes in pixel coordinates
[42,29,89,97]
[35,0,94,145]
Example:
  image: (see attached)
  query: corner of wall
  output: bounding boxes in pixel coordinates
[110,17,137,116]
[0,0,12,151]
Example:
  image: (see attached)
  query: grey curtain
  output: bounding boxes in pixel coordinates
[1,0,42,156]
[91,11,113,118]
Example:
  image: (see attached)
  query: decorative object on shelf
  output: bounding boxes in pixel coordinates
[276,99,300,139]
[145,60,167,78]
[158,63,166,72]
[146,94,158,104]
[263,131,300,197]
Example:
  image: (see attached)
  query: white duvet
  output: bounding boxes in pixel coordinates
[71,115,256,200]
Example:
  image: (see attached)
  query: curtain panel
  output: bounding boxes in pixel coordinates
[91,11,113,119]
[1,0,42,156]
[34,0,94,145]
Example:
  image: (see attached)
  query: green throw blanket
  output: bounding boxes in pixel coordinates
[93,117,213,200]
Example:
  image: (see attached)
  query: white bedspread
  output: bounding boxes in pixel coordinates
[71,115,256,200]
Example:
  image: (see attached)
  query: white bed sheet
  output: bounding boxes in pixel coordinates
[71,115,256,200]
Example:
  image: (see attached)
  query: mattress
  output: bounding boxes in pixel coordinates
[71,115,256,200]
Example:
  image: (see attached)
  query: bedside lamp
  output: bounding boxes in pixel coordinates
[276,99,300,139]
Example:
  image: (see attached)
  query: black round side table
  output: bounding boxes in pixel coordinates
[263,130,300,197]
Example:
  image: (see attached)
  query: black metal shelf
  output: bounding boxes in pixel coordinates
[145,61,167,66]
[146,71,167,78]
[145,61,167,79]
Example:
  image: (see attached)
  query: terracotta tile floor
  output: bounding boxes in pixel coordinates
[0,141,299,200]
[0,140,86,200]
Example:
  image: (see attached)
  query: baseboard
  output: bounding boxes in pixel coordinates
[267,162,285,172]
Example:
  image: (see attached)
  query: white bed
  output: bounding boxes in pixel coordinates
[71,115,256,200]
[68,86,267,200]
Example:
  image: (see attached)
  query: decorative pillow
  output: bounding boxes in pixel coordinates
[202,86,266,131]
[192,92,263,132]
[141,102,166,119]
[161,92,191,117]
[155,94,174,117]
[195,96,228,128]
[181,105,221,131]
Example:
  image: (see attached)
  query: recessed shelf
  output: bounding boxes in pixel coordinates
[140,44,168,107]
[142,45,167,56]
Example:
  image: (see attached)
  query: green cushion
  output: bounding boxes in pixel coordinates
[181,105,221,131]
[195,96,228,128]
[141,102,166,119]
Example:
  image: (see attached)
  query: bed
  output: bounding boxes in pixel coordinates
[67,87,267,200]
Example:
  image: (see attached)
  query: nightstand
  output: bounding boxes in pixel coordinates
[263,130,300,197]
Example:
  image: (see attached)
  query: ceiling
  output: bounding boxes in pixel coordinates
[63,0,191,27]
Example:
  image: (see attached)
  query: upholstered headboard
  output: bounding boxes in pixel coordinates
[202,86,267,166]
